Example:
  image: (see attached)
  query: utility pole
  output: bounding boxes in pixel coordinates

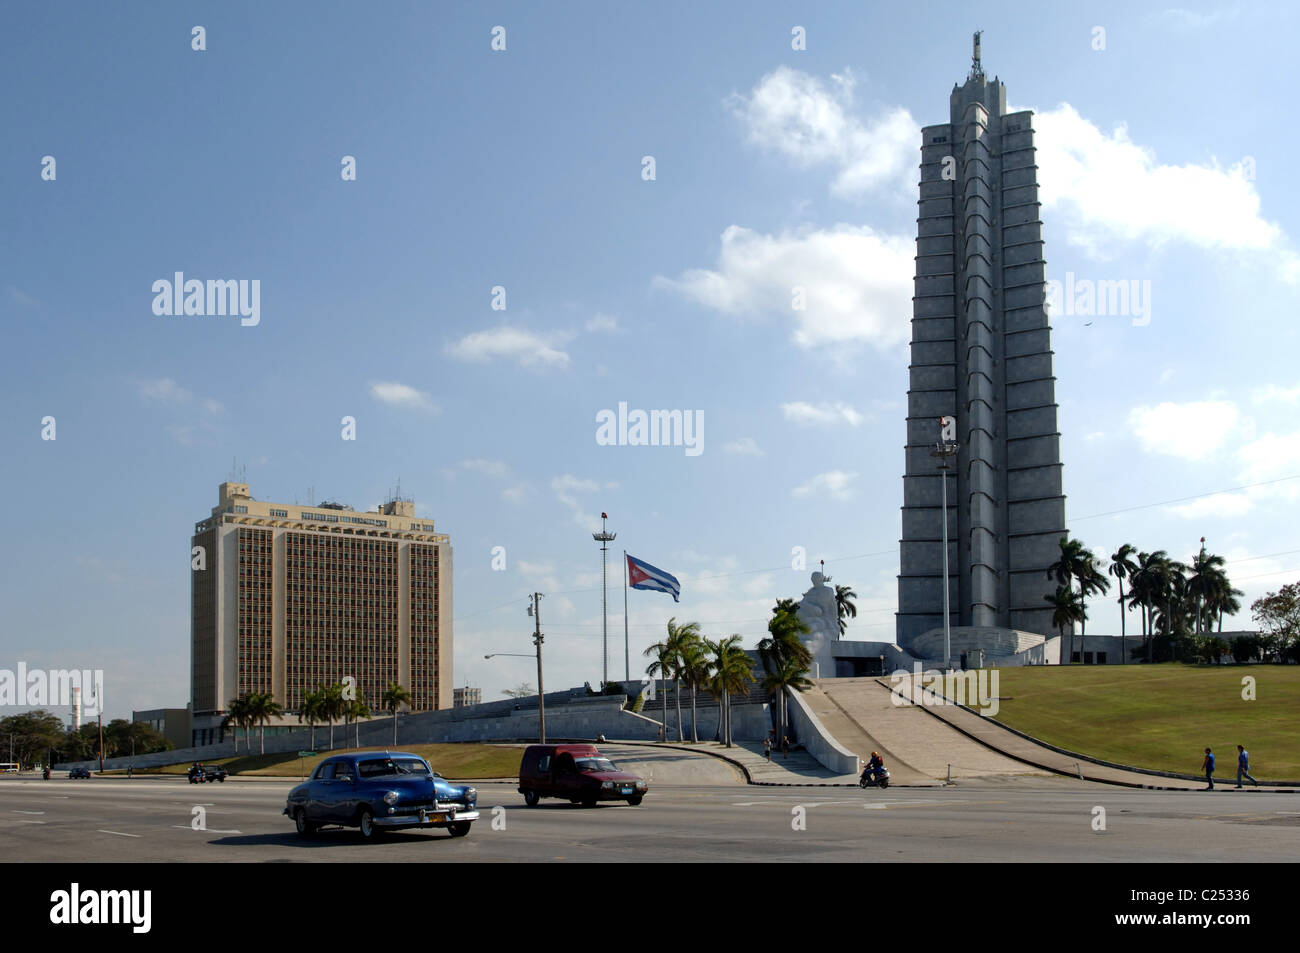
[530,593,546,743]
[593,514,616,689]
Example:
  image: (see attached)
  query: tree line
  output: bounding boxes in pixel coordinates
[1046,537,1298,663]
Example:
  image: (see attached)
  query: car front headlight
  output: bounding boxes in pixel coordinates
[383,791,400,805]
[636,781,647,790]
[602,780,615,790]
[462,786,477,803]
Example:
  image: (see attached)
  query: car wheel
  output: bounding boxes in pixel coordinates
[523,790,540,807]
[218,776,226,782]
[581,795,598,808]
[358,808,379,840]
[627,795,644,806]
[294,809,317,836]
[447,821,471,837]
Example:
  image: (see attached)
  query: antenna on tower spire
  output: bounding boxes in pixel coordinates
[971,30,984,79]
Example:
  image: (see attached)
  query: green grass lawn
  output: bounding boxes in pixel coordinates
[954,664,1300,779]
[127,743,525,779]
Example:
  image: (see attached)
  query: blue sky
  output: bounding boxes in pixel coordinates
[3,2,1298,720]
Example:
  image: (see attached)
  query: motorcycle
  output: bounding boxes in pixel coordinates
[859,765,890,790]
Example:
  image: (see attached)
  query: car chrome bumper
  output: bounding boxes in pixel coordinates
[374,807,480,827]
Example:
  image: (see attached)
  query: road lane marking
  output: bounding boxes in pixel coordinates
[17,819,47,824]
[96,830,141,837]
[12,810,45,815]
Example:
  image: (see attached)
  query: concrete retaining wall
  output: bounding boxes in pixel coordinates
[784,686,861,775]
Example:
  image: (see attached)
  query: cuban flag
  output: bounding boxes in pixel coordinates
[626,554,680,603]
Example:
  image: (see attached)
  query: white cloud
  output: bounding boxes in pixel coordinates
[655,224,913,350]
[370,381,437,412]
[792,470,858,501]
[731,66,919,197]
[461,459,509,479]
[137,378,192,404]
[781,401,865,427]
[1128,401,1244,460]
[1033,104,1297,278]
[585,314,618,333]
[1236,431,1300,489]
[551,474,610,532]
[502,483,530,504]
[1251,384,1300,406]
[1168,491,1254,520]
[445,327,572,368]
[723,437,764,456]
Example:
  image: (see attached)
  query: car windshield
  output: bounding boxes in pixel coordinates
[357,757,431,778]
[575,757,618,773]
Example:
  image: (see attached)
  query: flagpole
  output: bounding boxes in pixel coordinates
[623,550,630,682]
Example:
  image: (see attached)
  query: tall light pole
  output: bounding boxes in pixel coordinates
[931,418,960,672]
[592,513,616,689]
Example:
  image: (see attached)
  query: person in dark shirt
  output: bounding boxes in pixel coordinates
[1201,747,1215,790]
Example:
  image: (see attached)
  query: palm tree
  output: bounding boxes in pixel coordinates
[761,657,813,745]
[1046,585,1086,653]
[1109,544,1138,664]
[705,635,753,747]
[834,584,858,637]
[759,600,812,674]
[320,683,346,750]
[1188,548,1228,636]
[662,619,701,742]
[381,682,411,746]
[1047,537,1109,662]
[643,639,674,741]
[677,635,709,743]
[226,695,253,754]
[1129,550,1169,661]
[346,694,371,748]
[245,692,284,755]
[297,690,323,750]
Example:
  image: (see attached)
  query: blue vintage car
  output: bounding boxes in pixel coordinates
[283,752,479,840]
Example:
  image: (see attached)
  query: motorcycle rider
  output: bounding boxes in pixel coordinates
[861,751,885,784]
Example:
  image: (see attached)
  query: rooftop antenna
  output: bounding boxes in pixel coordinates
[970,30,984,80]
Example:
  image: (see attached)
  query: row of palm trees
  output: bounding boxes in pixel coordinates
[642,592,833,747]
[1046,537,1243,663]
[226,680,415,754]
[643,620,756,746]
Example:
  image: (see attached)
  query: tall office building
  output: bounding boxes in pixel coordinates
[897,36,1067,651]
[190,482,452,744]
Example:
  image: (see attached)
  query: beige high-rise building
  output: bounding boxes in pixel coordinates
[190,482,452,745]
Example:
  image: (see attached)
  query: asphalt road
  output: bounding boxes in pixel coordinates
[3,775,1298,862]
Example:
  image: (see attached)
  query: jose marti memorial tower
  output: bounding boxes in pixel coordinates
[896,34,1068,657]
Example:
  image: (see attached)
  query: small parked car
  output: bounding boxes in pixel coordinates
[68,767,91,779]
[283,752,478,840]
[188,764,228,783]
[518,744,647,807]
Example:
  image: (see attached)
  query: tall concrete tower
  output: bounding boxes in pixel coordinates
[896,35,1067,652]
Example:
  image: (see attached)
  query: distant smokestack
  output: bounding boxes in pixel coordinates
[71,687,82,730]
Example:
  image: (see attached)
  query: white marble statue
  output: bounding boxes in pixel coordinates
[795,571,840,678]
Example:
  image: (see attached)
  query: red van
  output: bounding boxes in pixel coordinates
[518,744,648,807]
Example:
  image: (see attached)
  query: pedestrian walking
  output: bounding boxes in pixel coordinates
[762,737,771,761]
[781,735,790,759]
[1201,747,1215,790]
[1236,745,1259,788]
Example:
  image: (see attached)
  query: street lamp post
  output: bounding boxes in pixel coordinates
[931,428,960,672]
[486,592,546,743]
[592,514,616,690]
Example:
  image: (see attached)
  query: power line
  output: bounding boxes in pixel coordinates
[1073,474,1300,521]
